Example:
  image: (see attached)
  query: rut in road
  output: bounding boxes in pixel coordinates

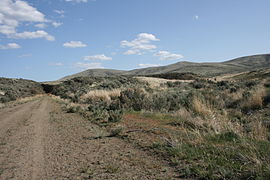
[0,96,179,180]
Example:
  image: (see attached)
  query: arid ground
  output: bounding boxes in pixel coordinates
[0,96,179,180]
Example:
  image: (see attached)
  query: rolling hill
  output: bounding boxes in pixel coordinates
[60,69,126,81]
[60,54,270,80]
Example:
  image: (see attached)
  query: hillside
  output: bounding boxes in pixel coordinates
[60,54,270,80]
[60,69,126,81]
[128,54,270,76]
[1,55,270,179]
[45,65,270,179]
[0,77,44,103]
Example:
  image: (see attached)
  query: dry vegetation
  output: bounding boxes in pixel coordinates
[0,77,44,103]
[136,76,194,88]
[81,89,121,102]
[1,70,269,179]
[43,70,270,179]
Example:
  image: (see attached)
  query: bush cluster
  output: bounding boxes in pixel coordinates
[0,78,44,103]
[87,98,123,123]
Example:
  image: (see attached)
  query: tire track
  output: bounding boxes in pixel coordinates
[0,96,179,180]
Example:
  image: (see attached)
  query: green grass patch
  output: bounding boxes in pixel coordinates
[207,131,240,143]
[126,111,180,124]
[152,134,270,179]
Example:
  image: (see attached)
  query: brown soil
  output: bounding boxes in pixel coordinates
[0,96,179,180]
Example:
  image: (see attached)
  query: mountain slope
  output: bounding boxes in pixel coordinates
[128,54,270,76]
[60,54,270,80]
[60,69,126,81]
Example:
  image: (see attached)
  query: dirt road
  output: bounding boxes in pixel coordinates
[0,96,178,180]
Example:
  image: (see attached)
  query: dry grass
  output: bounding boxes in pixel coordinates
[249,116,269,140]
[15,94,44,103]
[190,96,244,135]
[48,95,89,113]
[174,108,192,121]
[0,94,45,109]
[192,96,212,117]
[0,90,5,96]
[242,87,266,111]
[48,94,71,104]
[136,76,193,88]
[81,89,121,102]
[231,89,244,101]
[249,87,266,108]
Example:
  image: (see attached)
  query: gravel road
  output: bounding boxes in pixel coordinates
[0,96,179,180]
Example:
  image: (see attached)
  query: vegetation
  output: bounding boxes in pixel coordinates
[0,77,44,103]
[60,54,270,80]
[1,54,270,179]
[44,67,270,179]
[145,72,199,80]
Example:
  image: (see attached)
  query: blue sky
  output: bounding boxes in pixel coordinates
[0,0,269,81]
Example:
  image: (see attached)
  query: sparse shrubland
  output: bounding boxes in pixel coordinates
[0,77,44,103]
[146,72,199,80]
[48,70,270,179]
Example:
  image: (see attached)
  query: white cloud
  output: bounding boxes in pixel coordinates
[137,33,160,41]
[11,30,55,41]
[63,41,87,48]
[50,62,63,66]
[75,62,103,70]
[123,49,142,55]
[65,0,88,3]
[194,15,199,20]
[84,54,112,61]
[54,10,65,16]
[52,22,62,28]
[35,23,47,28]
[155,51,184,60]
[138,64,161,68]
[18,53,32,58]
[121,33,159,55]
[0,43,21,49]
[0,0,45,33]
[54,10,65,14]
[0,0,54,41]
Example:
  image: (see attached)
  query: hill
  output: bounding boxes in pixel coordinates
[0,77,44,103]
[60,69,126,81]
[128,54,270,76]
[60,54,270,80]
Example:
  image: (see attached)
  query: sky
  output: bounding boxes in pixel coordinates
[0,0,269,81]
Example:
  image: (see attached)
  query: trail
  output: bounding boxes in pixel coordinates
[0,96,179,180]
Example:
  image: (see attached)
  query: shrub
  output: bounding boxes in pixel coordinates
[166,81,182,88]
[230,87,237,93]
[90,108,109,122]
[192,96,211,117]
[120,88,148,111]
[209,131,240,143]
[264,83,270,88]
[65,103,84,113]
[109,126,124,137]
[150,91,190,112]
[147,72,198,80]
[263,94,270,106]
[241,88,266,113]
[67,105,79,113]
[245,81,257,88]
[217,81,228,87]
[108,110,123,122]
[81,89,121,103]
[192,81,205,89]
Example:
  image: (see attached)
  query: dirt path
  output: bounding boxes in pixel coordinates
[0,96,179,180]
